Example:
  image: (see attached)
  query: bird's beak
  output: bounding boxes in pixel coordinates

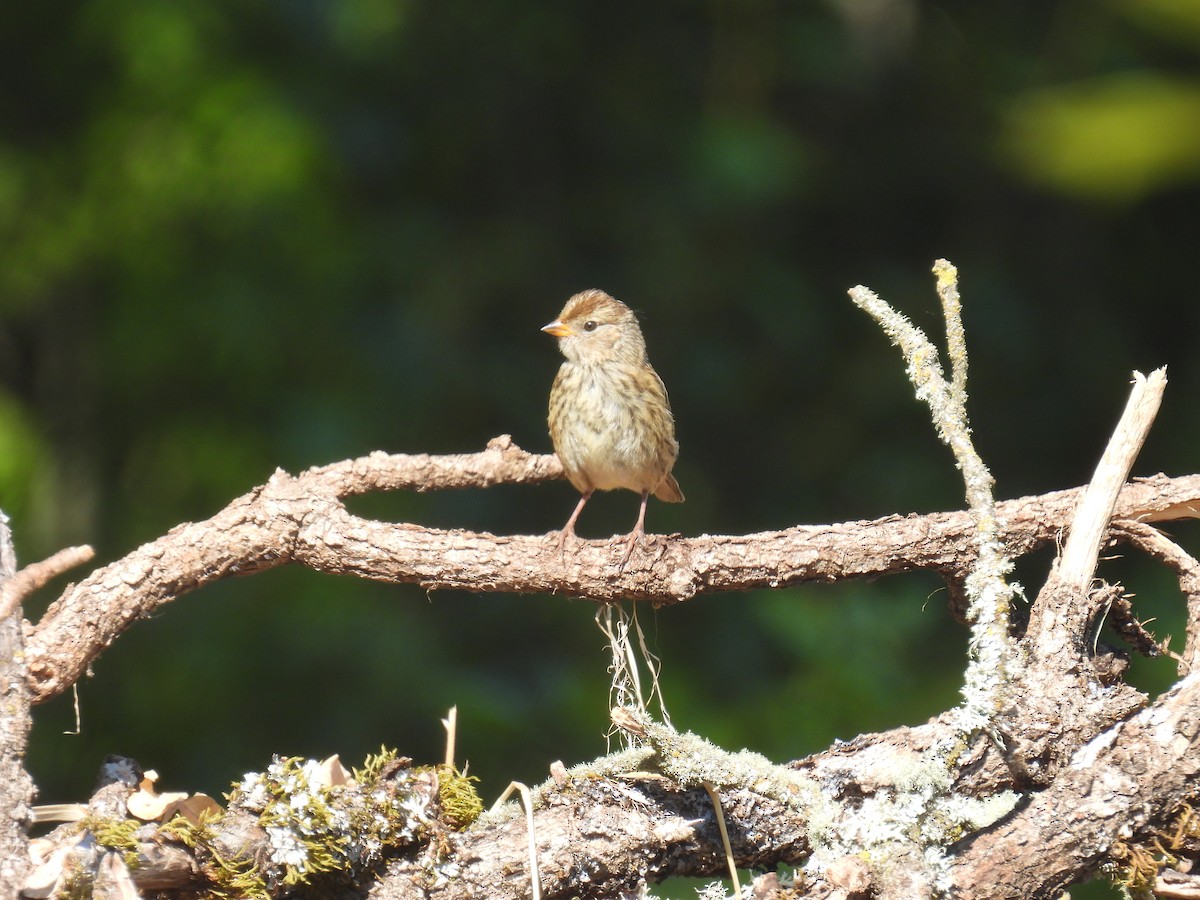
[541,319,572,338]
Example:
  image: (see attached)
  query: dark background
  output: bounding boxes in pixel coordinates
[4,1,1200,894]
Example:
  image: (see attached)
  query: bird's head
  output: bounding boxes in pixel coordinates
[541,289,647,367]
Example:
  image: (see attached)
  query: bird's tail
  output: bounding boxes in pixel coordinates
[654,473,684,503]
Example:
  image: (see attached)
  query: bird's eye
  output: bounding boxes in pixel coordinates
[583,320,598,332]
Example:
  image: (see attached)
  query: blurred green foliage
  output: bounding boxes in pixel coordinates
[4,1,1200,894]
[1002,74,1200,200]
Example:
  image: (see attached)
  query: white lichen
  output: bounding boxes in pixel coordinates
[850,262,1020,727]
[230,753,436,885]
[266,825,309,870]
[838,263,1030,894]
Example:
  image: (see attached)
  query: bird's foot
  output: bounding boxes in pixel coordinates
[550,527,576,558]
[618,528,645,571]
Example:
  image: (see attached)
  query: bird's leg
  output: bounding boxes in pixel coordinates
[555,491,592,554]
[619,490,651,568]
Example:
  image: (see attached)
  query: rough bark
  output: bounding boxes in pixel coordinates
[0,515,33,898]
[18,435,1200,705]
[948,670,1200,899]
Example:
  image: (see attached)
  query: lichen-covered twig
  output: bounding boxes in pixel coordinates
[850,260,1016,730]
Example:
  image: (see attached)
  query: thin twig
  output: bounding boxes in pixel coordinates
[1114,520,1200,674]
[443,706,458,770]
[935,259,969,403]
[0,543,95,621]
[488,781,542,900]
[704,781,743,900]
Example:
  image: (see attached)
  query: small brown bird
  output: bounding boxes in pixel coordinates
[542,289,684,561]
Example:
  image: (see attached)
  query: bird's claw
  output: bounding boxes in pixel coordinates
[550,527,576,558]
[617,528,645,572]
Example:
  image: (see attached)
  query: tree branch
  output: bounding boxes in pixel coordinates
[22,436,1200,705]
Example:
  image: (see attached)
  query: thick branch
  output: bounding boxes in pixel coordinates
[22,433,1200,703]
[31,752,809,900]
[37,667,1200,900]
[949,670,1200,899]
[392,777,808,899]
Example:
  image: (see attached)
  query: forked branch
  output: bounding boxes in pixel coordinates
[851,260,1017,731]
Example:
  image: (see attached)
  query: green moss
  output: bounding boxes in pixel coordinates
[160,810,270,898]
[354,746,403,783]
[157,809,215,848]
[204,848,271,900]
[437,764,483,829]
[52,857,92,900]
[85,815,142,870]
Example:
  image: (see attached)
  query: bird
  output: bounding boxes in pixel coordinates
[542,289,684,563]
